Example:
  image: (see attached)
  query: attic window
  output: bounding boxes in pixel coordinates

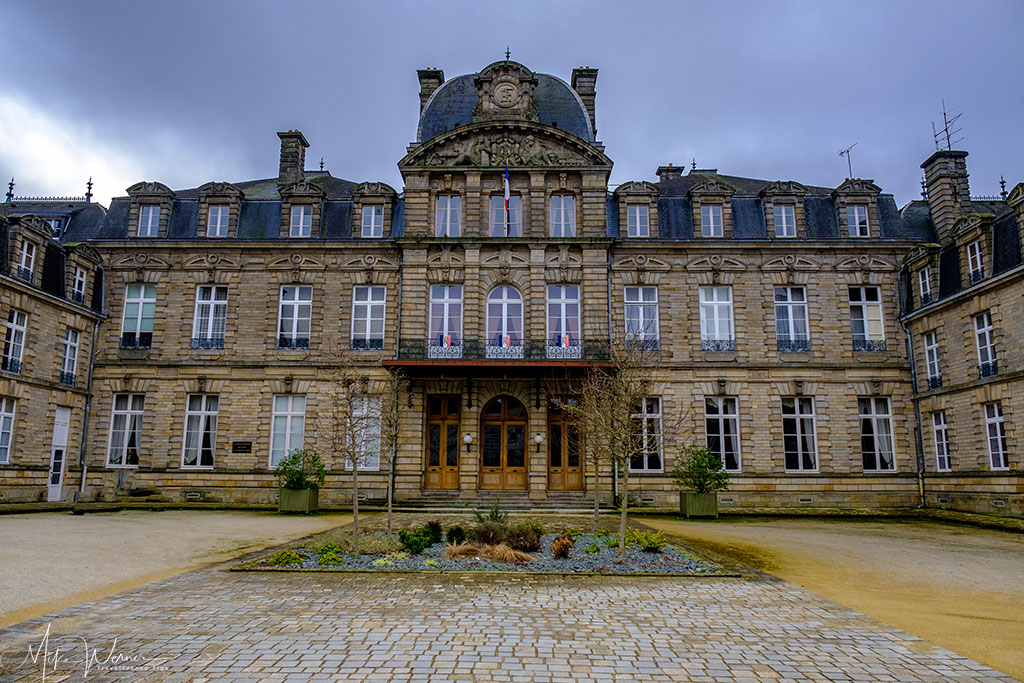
[774,205,796,238]
[138,205,160,237]
[701,205,723,238]
[847,205,869,238]
[46,218,63,236]
[627,204,649,238]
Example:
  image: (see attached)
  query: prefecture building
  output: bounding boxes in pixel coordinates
[0,59,1020,517]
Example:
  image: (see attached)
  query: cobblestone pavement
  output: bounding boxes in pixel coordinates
[0,567,1014,682]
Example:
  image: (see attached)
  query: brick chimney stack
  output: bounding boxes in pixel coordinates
[656,165,684,183]
[571,67,598,137]
[417,68,445,115]
[922,150,971,241]
[277,130,309,184]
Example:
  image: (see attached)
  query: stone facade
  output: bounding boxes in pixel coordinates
[0,59,1020,515]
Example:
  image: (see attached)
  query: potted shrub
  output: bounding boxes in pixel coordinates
[671,445,730,518]
[274,449,326,514]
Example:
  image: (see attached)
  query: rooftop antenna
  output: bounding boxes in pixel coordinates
[5,178,13,202]
[319,157,324,172]
[932,99,964,151]
[1000,175,1007,200]
[838,142,857,178]
[85,177,93,203]
[505,46,511,61]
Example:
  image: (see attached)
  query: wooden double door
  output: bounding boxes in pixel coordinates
[479,396,528,490]
[425,395,461,490]
[548,399,583,491]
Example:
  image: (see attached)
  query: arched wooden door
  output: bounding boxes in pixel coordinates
[548,398,583,491]
[479,396,528,490]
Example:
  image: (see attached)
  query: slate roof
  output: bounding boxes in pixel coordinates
[417,73,594,143]
[1,200,107,241]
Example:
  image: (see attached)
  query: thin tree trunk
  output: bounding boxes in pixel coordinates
[618,463,628,558]
[352,465,360,555]
[592,456,600,534]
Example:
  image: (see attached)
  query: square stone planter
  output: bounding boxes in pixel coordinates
[679,491,718,518]
[279,487,319,514]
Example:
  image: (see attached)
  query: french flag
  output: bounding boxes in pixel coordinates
[503,163,510,237]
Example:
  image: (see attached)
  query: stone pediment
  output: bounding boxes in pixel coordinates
[832,178,881,197]
[480,249,530,267]
[759,181,807,198]
[761,254,821,271]
[1007,182,1024,208]
[427,247,465,283]
[340,254,397,270]
[352,182,398,199]
[197,182,243,199]
[111,253,172,269]
[126,181,173,198]
[402,123,610,169]
[685,255,746,271]
[183,254,242,270]
[544,246,583,283]
[613,254,671,272]
[951,212,992,240]
[614,181,659,198]
[836,255,896,271]
[267,254,327,270]
[473,61,539,123]
[68,243,103,264]
[278,180,325,199]
[688,178,736,197]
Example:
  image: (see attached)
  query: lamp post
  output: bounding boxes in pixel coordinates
[463,432,473,452]
[533,432,544,453]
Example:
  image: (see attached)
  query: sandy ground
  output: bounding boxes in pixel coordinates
[0,509,350,627]
[638,516,1024,681]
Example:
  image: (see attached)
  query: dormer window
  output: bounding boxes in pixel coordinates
[550,195,576,238]
[138,205,160,237]
[773,205,796,238]
[208,205,229,237]
[918,266,932,305]
[967,241,984,283]
[72,267,87,304]
[701,204,723,237]
[435,195,461,237]
[362,205,384,238]
[626,204,649,238]
[847,204,869,237]
[290,205,312,237]
[46,218,63,236]
[17,241,35,282]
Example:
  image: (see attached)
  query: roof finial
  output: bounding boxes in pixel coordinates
[1000,175,1007,200]
[691,158,696,171]
[5,178,13,203]
[920,173,928,199]
[319,157,325,172]
[85,177,93,203]
[505,46,511,61]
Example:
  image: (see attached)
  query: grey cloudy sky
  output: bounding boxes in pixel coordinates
[1,0,1021,208]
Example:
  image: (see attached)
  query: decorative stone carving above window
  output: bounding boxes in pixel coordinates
[427,246,466,283]
[197,182,243,238]
[761,255,821,271]
[688,178,736,198]
[759,181,808,198]
[126,181,174,238]
[544,246,583,283]
[472,61,539,123]
[404,125,611,169]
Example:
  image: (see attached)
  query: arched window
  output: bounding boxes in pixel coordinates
[486,286,523,359]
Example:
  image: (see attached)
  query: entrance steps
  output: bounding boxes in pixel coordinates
[399,489,600,511]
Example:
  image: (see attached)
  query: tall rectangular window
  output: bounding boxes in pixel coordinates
[270,395,305,467]
[932,412,950,472]
[849,286,885,351]
[192,285,228,349]
[624,286,659,349]
[2,310,27,374]
[362,205,384,238]
[108,394,144,466]
[985,402,1008,470]
[847,204,869,237]
[782,397,817,471]
[489,196,522,237]
[208,205,229,237]
[348,396,382,470]
[547,285,580,358]
[17,241,35,281]
[974,312,997,377]
[352,286,386,349]
[699,286,734,351]
[968,241,984,283]
[550,195,576,237]
[705,397,740,471]
[278,286,312,349]
[701,204,723,237]
[290,205,312,237]
[429,285,462,358]
[121,284,156,349]
[773,204,796,238]
[924,331,941,389]
[72,267,87,303]
[859,397,895,471]
[0,398,13,463]
[60,328,79,385]
[138,205,160,237]
[918,267,932,305]
[626,204,649,237]
[629,397,662,472]
[774,286,809,351]
[435,195,461,237]
[182,394,218,468]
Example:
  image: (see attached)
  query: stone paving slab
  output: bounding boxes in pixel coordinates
[0,566,1015,682]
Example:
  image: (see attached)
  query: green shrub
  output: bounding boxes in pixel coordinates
[423,559,439,568]
[305,532,402,555]
[424,520,444,545]
[315,543,345,565]
[583,544,600,554]
[473,520,505,546]
[445,525,467,545]
[565,527,583,539]
[468,500,508,526]
[595,529,611,537]
[605,534,619,548]
[551,535,574,559]
[397,527,433,554]
[671,445,730,494]
[372,558,393,567]
[520,519,546,537]
[267,549,304,566]
[272,449,326,490]
[504,521,542,552]
[635,530,667,552]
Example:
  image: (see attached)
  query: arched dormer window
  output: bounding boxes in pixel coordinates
[485,286,523,359]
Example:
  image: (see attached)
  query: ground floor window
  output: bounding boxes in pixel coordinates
[985,402,1008,470]
[629,397,662,472]
[182,394,218,468]
[270,395,305,467]
[859,397,895,471]
[0,398,14,463]
[782,397,817,471]
[705,396,740,471]
[932,411,950,472]
[108,394,144,466]
[347,396,382,470]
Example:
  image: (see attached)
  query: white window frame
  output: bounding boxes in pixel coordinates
[277,286,312,349]
[774,286,809,350]
[0,398,15,464]
[46,218,63,236]
[107,393,145,467]
[435,195,461,237]
[967,240,984,281]
[705,396,741,472]
[289,205,312,238]
[782,397,818,472]
[347,396,382,471]
[207,204,229,237]
[924,331,941,386]
[138,204,160,237]
[485,286,524,356]
[699,286,734,348]
[489,195,522,237]
[624,286,659,348]
[773,204,796,238]
[362,204,384,238]
[847,204,869,237]
[429,285,463,355]
[859,397,895,472]
[629,397,662,472]
[849,286,885,350]
[351,286,386,350]
[918,267,932,304]
[61,328,79,381]
[974,312,996,369]
[270,394,305,467]
[72,267,87,302]
[546,285,581,356]
[985,402,1008,471]
[18,240,35,276]
[182,394,218,468]
[120,284,156,349]
[550,195,576,238]
[192,285,228,348]
[701,204,723,238]
[932,412,951,472]
[2,310,27,373]
[626,204,649,238]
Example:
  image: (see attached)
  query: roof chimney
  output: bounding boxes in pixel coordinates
[921,150,970,241]
[417,68,445,115]
[571,67,598,137]
[656,164,684,183]
[277,130,309,184]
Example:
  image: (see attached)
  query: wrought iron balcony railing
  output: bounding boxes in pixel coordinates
[70,291,85,304]
[16,267,33,283]
[979,360,999,378]
[191,337,225,350]
[777,338,811,352]
[277,336,309,350]
[853,338,887,352]
[625,337,660,352]
[920,293,932,306]
[351,338,384,350]
[398,337,610,362]
[59,371,76,386]
[1,357,21,374]
[927,375,943,390]
[120,333,152,350]
[970,269,985,284]
[702,338,736,352]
